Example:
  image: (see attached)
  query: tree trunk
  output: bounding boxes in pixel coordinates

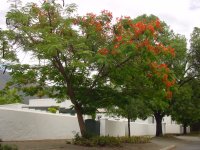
[183,124,187,135]
[74,104,86,136]
[128,116,130,137]
[53,55,87,137]
[154,112,164,137]
[67,83,86,137]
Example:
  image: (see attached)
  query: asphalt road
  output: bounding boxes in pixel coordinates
[152,135,200,150]
[1,136,199,150]
[175,136,200,150]
[176,141,200,150]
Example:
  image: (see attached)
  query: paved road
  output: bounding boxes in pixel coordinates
[175,136,200,150]
[1,136,199,150]
[152,136,200,150]
[176,141,200,150]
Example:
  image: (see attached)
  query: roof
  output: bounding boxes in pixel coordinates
[28,98,73,108]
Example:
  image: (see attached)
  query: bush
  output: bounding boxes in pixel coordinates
[48,107,57,113]
[93,136,121,147]
[0,144,18,150]
[72,134,151,147]
[118,136,151,143]
[72,134,121,147]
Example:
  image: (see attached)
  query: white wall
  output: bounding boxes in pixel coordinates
[0,107,184,141]
[100,119,125,137]
[101,119,157,137]
[0,107,80,141]
[166,124,181,134]
[125,122,156,136]
[180,126,190,134]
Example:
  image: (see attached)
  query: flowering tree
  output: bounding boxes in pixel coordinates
[5,1,176,137]
[131,15,189,136]
[103,14,176,136]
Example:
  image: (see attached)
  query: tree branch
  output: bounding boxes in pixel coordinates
[89,55,133,89]
[89,64,105,89]
[178,74,200,87]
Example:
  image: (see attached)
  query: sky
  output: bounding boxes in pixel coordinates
[0,0,200,63]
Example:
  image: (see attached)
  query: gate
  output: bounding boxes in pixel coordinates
[85,119,100,136]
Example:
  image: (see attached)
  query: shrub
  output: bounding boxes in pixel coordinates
[48,107,57,113]
[93,136,121,147]
[72,134,121,147]
[72,134,152,147]
[0,144,18,150]
[119,136,152,143]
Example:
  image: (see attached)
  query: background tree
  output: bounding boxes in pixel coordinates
[172,79,200,134]
[108,95,150,137]
[171,27,200,134]
[0,19,21,105]
[188,27,200,78]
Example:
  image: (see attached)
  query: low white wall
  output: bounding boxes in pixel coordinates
[101,119,157,137]
[0,108,80,141]
[187,126,190,133]
[166,124,181,134]
[100,119,125,137]
[125,122,156,136]
[180,126,190,134]
[0,107,184,141]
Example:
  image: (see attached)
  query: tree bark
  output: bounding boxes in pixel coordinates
[51,47,87,137]
[128,116,130,137]
[154,112,164,137]
[66,82,86,137]
[183,124,187,135]
[74,104,86,136]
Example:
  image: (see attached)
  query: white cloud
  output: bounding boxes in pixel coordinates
[1,0,200,62]
[189,0,200,10]
[66,0,198,40]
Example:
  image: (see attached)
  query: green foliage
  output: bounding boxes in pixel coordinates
[0,144,18,150]
[170,27,200,128]
[0,88,21,105]
[189,27,200,75]
[108,96,150,125]
[48,106,59,113]
[172,79,200,126]
[0,30,18,62]
[73,134,121,147]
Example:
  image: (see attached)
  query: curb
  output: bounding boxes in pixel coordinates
[160,145,176,150]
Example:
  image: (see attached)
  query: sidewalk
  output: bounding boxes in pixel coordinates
[152,136,184,150]
[0,140,161,150]
[0,139,171,150]
[1,136,199,150]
